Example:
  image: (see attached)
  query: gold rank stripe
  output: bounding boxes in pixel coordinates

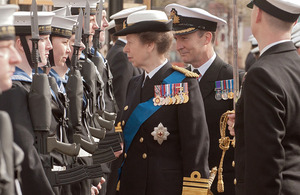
[174,27,196,35]
[182,186,208,195]
[183,181,209,188]
[183,177,209,183]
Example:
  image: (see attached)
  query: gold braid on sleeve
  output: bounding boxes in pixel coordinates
[217,110,235,193]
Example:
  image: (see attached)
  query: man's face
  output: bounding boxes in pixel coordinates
[174,31,207,66]
[0,40,21,91]
[52,36,71,67]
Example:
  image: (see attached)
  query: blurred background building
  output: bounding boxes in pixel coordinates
[6,0,300,69]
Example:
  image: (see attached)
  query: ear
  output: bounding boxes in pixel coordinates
[255,7,262,23]
[15,37,24,52]
[204,32,212,45]
[146,42,155,53]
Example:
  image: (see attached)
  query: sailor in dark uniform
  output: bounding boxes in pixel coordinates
[227,0,300,194]
[115,10,210,195]
[0,4,23,195]
[107,20,117,46]
[0,11,55,195]
[165,4,243,194]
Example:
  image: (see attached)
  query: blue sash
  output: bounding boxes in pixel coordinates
[123,70,186,153]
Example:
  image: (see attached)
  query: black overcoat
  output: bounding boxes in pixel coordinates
[235,41,300,194]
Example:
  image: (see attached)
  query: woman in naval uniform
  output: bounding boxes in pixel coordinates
[115,10,210,195]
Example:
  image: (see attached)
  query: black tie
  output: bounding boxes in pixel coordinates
[142,76,150,87]
[193,69,202,79]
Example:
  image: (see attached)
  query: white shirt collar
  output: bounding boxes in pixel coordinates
[260,40,290,56]
[145,58,168,80]
[191,52,216,81]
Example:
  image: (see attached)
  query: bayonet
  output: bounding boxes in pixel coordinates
[74,9,83,48]
[30,0,40,73]
[96,0,104,30]
[69,9,83,70]
[83,0,91,58]
[84,1,90,35]
[30,0,39,40]
[93,0,103,55]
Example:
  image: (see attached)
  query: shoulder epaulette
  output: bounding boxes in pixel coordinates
[172,65,198,78]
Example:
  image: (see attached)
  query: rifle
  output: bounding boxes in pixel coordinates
[91,0,118,122]
[65,9,98,154]
[80,0,115,133]
[66,10,115,172]
[28,0,89,187]
[28,0,80,157]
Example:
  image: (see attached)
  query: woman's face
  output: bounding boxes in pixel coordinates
[88,14,99,48]
[123,34,149,68]
[0,40,21,91]
[52,36,71,67]
[99,10,109,44]
[38,35,52,67]
[26,35,53,67]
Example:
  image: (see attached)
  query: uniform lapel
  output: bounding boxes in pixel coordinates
[141,62,172,102]
[199,55,224,99]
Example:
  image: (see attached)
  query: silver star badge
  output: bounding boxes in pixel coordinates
[151,123,170,145]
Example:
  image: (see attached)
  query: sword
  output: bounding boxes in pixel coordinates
[232,0,239,109]
[217,0,239,193]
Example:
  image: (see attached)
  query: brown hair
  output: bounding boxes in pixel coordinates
[138,31,173,54]
[198,30,216,44]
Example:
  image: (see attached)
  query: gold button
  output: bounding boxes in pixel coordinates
[124,105,128,111]
[124,153,127,158]
[122,120,125,126]
[142,153,147,159]
[232,161,235,167]
[234,178,237,185]
[139,137,144,143]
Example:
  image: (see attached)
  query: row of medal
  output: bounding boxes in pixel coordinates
[153,82,189,106]
[215,79,234,101]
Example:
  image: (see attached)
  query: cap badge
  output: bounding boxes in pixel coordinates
[170,8,180,24]
[151,123,170,145]
[122,20,128,30]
